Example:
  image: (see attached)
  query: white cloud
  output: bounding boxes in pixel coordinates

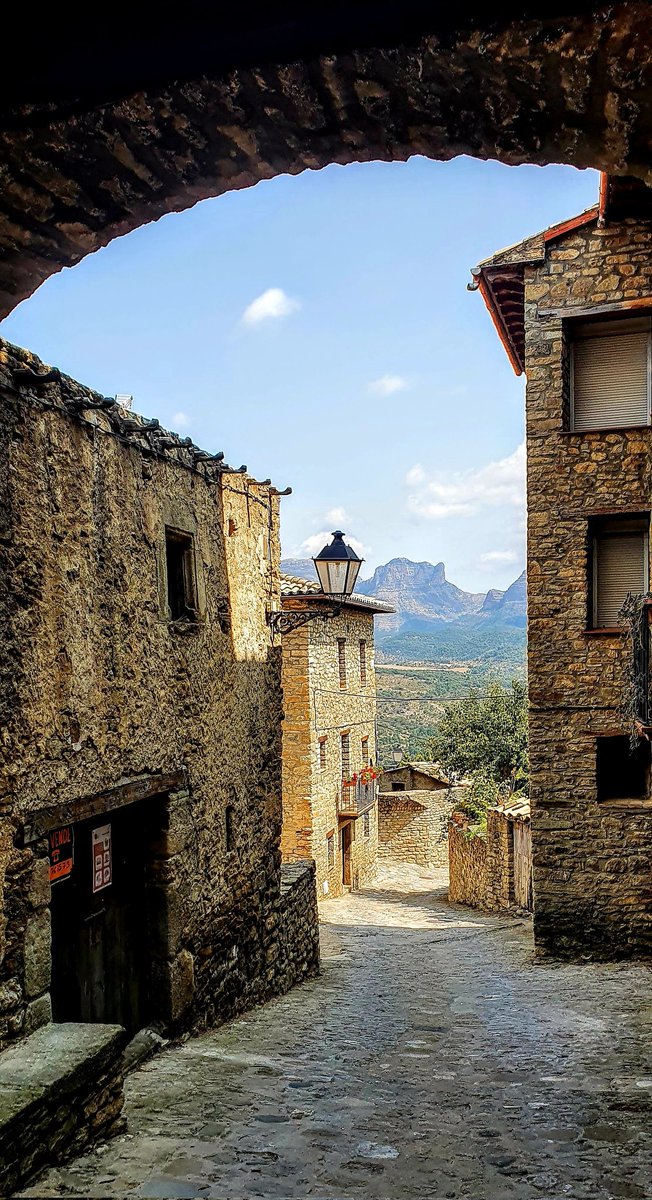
[368,374,410,396]
[405,464,426,486]
[406,441,526,521]
[480,550,519,565]
[172,411,190,428]
[325,506,350,526]
[241,287,300,327]
[297,531,370,561]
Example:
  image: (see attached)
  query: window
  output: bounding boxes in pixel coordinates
[571,316,651,431]
[391,782,406,792]
[362,810,371,838]
[361,736,369,765]
[327,833,335,867]
[165,527,198,621]
[590,515,648,628]
[225,805,236,851]
[319,737,327,770]
[359,640,367,686]
[596,736,650,801]
[337,639,346,689]
[340,732,350,784]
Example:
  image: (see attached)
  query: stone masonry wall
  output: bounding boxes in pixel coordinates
[448,811,516,912]
[378,789,454,867]
[5,9,652,318]
[524,216,652,957]
[281,607,379,899]
[447,819,487,909]
[0,1023,125,1196]
[276,862,320,991]
[485,810,513,911]
[0,338,319,1043]
[280,626,313,862]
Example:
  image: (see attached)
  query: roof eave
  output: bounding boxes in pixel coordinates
[472,204,600,377]
[281,593,395,615]
[473,269,524,376]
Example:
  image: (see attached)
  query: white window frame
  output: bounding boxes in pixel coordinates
[570,316,652,433]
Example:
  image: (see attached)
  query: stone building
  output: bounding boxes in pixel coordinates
[280,574,394,898]
[381,762,449,792]
[377,762,456,868]
[471,174,652,957]
[0,337,320,1051]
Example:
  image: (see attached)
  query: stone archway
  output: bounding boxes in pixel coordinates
[2,2,652,316]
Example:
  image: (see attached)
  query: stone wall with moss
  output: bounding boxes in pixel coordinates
[524,217,652,957]
[0,337,318,1043]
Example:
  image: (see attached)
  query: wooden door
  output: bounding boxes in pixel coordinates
[341,822,353,887]
[50,801,157,1035]
[513,821,533,911]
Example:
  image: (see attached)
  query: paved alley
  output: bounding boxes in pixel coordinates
[22,866,652,1200]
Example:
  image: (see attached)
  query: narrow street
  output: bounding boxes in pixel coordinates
[23,865,652,1200]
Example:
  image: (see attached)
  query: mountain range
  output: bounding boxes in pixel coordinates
[281,556,525,631]
[356,558,525,631]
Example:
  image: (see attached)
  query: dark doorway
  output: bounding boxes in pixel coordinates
[341,822,353,887]
[50,796,165,1035]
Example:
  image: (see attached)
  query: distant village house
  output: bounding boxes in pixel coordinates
[280,570,394,897]
[378,761,459,869]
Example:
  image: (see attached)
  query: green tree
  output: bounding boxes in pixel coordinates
[425,679,528,790]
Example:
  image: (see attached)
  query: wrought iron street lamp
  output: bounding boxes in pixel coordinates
[268,530,363,636]
[392,747,404,765]
[313,530,362,597]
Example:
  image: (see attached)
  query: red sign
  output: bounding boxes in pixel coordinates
[92,824,112,893]
[49,825,74,884]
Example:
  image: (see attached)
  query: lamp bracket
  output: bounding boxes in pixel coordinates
[267,603,343,636]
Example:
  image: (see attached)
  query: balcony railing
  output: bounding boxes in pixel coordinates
[337,779,377,817]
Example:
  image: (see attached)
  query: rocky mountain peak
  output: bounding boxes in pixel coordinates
[280,555,526,635]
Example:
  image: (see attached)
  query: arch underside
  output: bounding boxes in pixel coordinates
[2,2,652,316]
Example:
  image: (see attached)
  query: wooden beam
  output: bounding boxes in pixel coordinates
[542,207,598,243]
[21,768,188,843]
[537,296,652,320]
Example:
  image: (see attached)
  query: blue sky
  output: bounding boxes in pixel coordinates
[0,157,598,591]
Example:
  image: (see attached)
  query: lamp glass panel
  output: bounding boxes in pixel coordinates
[315,559,331,594]
[345,559,362,593]
[326,561,348,594]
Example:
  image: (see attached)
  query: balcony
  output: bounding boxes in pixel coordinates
[337,779,377,818]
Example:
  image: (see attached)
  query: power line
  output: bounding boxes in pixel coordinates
[376,693,493,702]
[312,684,500,704]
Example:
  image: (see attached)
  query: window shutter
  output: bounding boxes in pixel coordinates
[573,327,650,431]
[596,533,647,626]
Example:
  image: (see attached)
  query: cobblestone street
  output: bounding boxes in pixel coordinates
[22,865,652,1200]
